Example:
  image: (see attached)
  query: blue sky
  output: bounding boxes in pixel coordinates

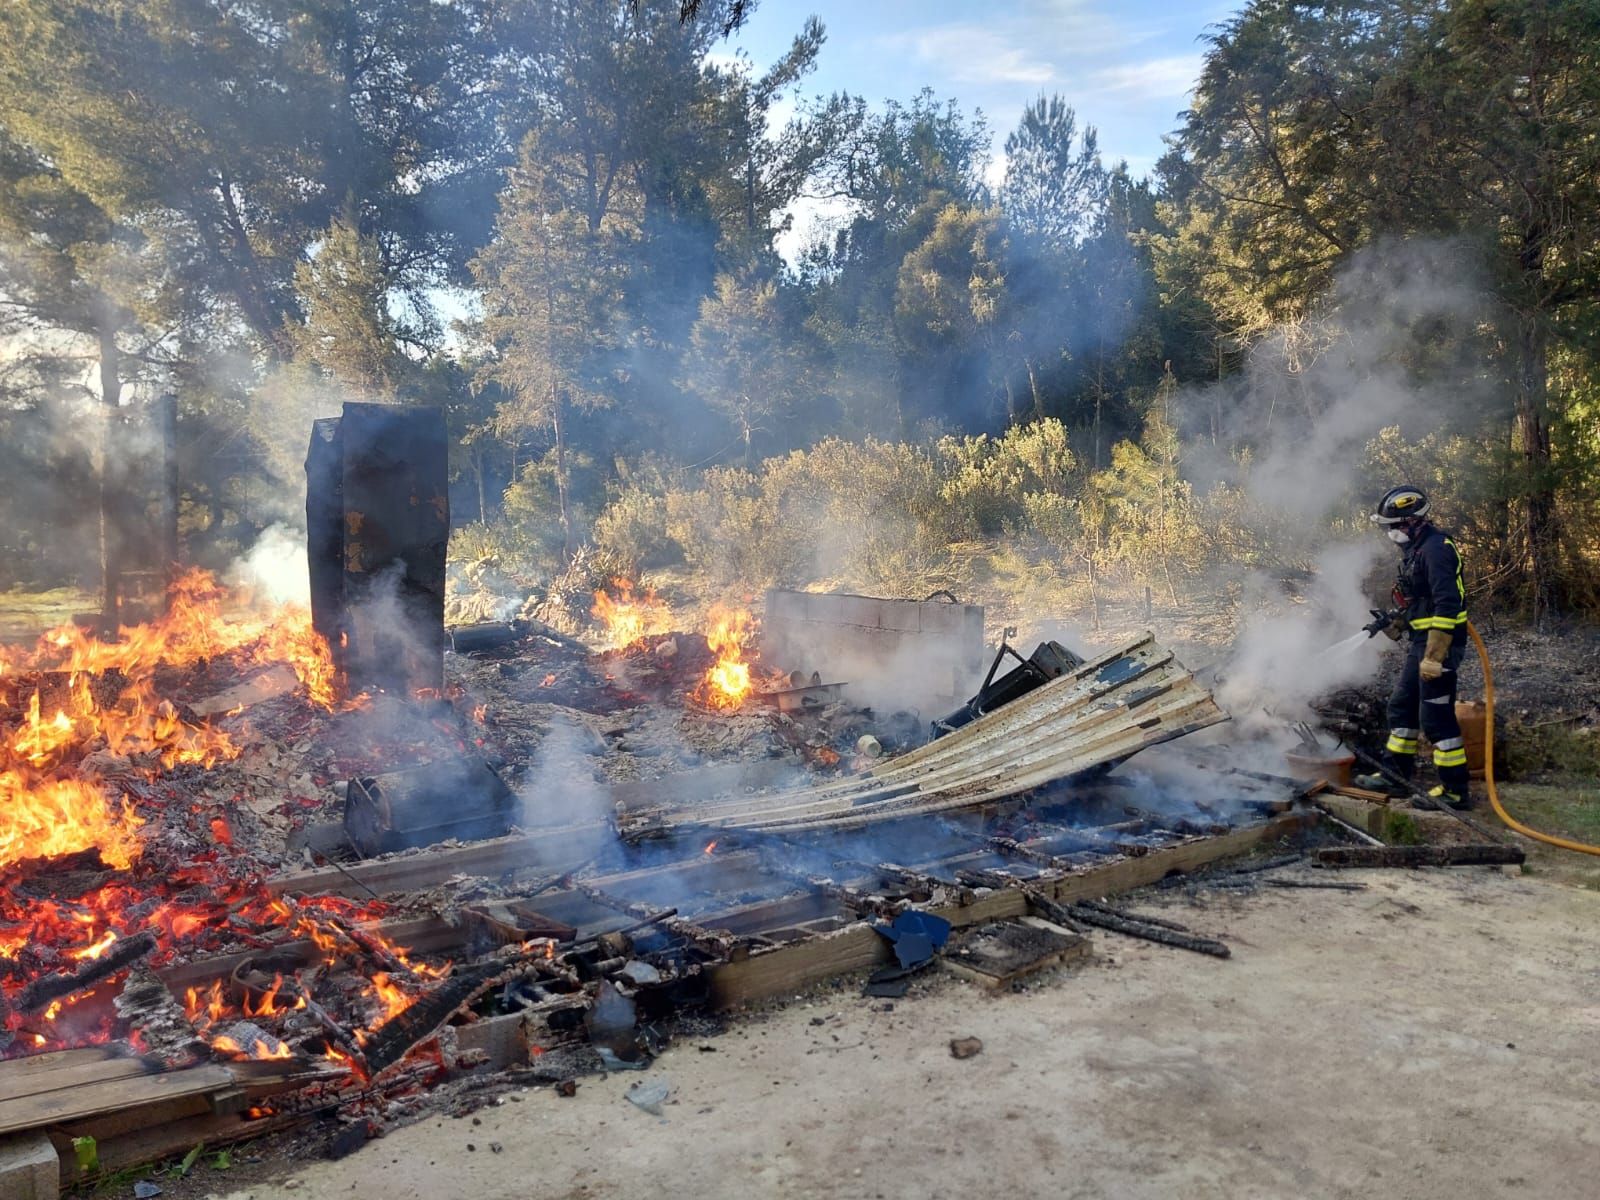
[726,0,1241,252]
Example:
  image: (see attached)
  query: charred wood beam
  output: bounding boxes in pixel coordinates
[16,930,157,1013]
[1216,852,1307,876]
[328,916,419,982]
[1062,905,1229,956]
[986,836,1075,871]
[1260,878,1367,891]
[956,867,1026,892]
[1026,891,1230,958]
[1072,898,1193,933]
[361,961,512,1078]
[1316,844,1524,869]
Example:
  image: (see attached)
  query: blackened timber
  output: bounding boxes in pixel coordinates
[1063,904,1230,957]
[338,403,449,696]
[328,916,419,980]
[1026,891,1229,958]
[16,931,158,1013]
[361,961,508,1077]
[1316,844,1524,869]
[304,417,345,662]
[1072,898,1193,933]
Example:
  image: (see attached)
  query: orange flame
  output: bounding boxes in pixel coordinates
[0,568,342,873]
[368,972,412,1024]
[70,929,119,960]
[693,605,755,710]
[590,579,671,648]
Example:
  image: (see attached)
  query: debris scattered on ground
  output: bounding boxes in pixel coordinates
[948,1037,983,1060]
[626,1078,673,1115]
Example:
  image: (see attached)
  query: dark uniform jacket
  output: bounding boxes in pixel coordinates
[1398,524,1467,640]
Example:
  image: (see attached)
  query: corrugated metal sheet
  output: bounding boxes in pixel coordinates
[621,633,1227,838]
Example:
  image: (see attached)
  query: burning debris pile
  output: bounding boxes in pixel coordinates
[0,572,451,1071]
[0,534,1317,1193]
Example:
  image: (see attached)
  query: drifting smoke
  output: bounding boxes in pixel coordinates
[517,716,611,831]
[1165,238,1499,740]
[1182,238,1498,534]
[230,524,310,608]
[1215,540,1390,732]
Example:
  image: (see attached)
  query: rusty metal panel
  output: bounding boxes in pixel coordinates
[620,634,1228,838]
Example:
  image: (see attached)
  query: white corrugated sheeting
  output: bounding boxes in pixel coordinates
[621,634,1228,837]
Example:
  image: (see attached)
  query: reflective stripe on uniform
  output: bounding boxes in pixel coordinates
[1435,736,1464,751]
[1387,735,1419,755]
[1391,727,1421,739]
[1409,612,1468,631]
[1446,537,1466,617]
[1434,747,1468,768]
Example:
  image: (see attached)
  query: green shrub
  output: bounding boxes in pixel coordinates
[592,485,673,576]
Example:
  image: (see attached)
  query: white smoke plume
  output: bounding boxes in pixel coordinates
[1215,539,1391,733]
[1181,237,1497,537]
[229,524,311,608]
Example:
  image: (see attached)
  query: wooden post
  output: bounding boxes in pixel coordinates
[96,317,122,635]
[158,393,179,598]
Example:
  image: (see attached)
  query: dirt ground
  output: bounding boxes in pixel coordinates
[210,867,1600,1200]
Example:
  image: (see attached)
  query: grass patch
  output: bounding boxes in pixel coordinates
[1500,720,1600,780]
[1489,779,1600,890]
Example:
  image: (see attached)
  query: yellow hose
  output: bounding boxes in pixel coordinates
[1468,620,1600,857]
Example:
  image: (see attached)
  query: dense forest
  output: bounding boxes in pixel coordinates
[1,0,1595,624]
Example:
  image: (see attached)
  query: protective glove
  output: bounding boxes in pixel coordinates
[1418,628,1452,680]
[1383,622,1403,643]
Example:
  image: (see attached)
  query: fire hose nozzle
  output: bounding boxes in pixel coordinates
[1362,608,1401,638]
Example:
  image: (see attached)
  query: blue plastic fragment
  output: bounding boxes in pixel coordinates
[892,910,951,948]
[872,910,952,968]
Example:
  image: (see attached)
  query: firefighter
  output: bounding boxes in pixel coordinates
[1355,485,1472,807]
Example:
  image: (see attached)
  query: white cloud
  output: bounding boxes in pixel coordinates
[1087,53,1204,102]
[900,25,1056,86]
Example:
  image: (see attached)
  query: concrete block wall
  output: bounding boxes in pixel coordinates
[762,589,986,715]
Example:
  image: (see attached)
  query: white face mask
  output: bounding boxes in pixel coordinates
[1387,528,1411,545]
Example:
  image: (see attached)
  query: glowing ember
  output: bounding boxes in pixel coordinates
[692,604,755,710]
[704,840,718,855]
[590,579,672,648]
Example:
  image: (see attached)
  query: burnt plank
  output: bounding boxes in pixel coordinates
[265,824,613,899]
[0,1047,124,1080]
[0,1057,155,1101]
[1316,844,1524,869]
[0,1064,238,1137]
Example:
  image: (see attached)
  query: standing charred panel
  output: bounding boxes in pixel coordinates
[304,404,449,698]
[305,417,346,663]
[339,404,449,696]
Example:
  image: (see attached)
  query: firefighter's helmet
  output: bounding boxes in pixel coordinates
[1370,485,1430,525]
